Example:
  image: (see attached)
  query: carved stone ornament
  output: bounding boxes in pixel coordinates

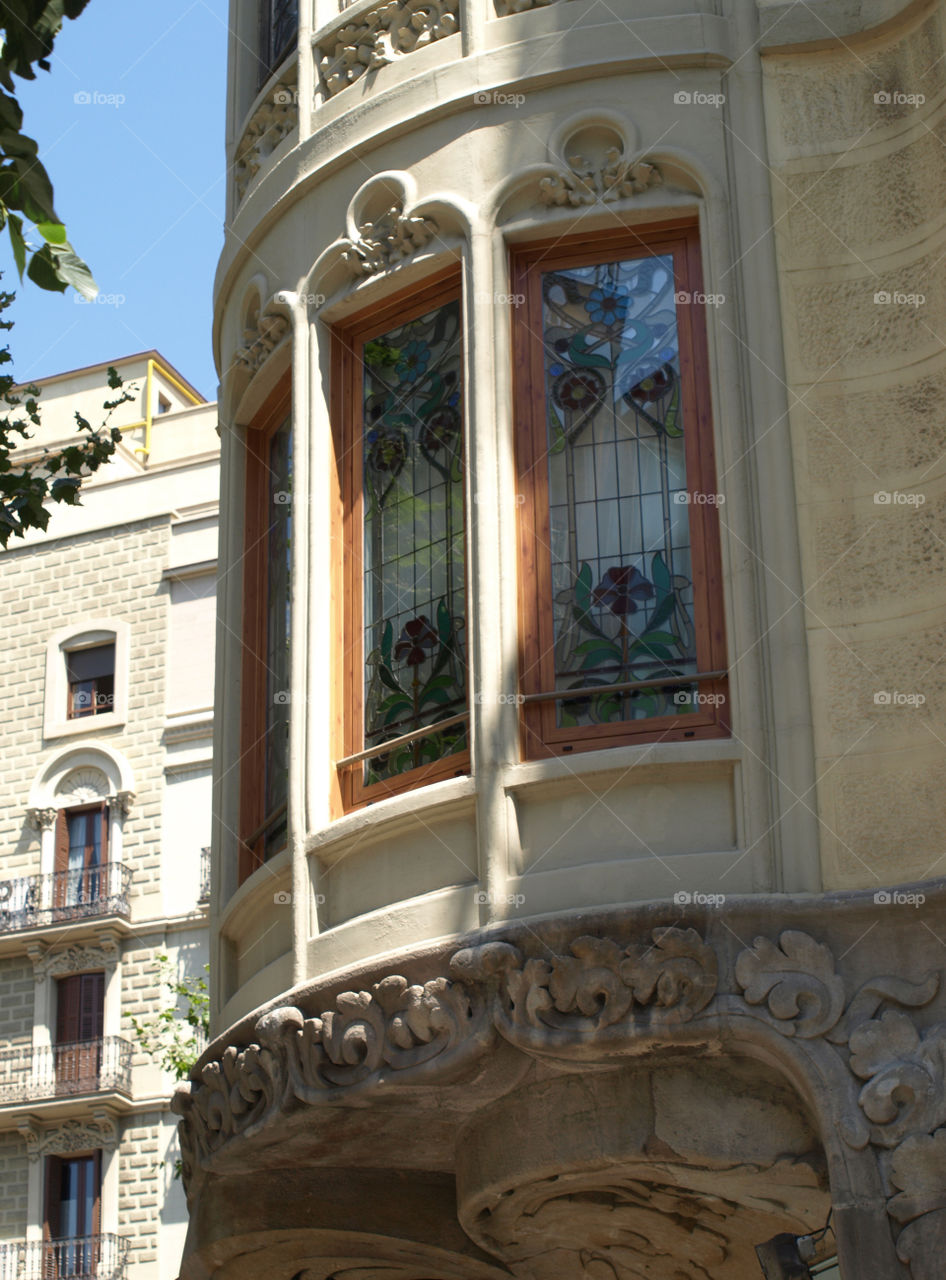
[26,806,57,832]
[539,146,662,207]
[174,916,946,1274]
[317,0,460,99]
[494,0,556,13]
[340,199,438,277]
[20,1115,119,1162]
[234,305,291,375]
[32,940,120,982]
[106,789,134,819]
[234,74,299,203]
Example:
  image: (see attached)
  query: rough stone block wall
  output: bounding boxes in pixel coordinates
[118,1116,162,1268]
[0,1132,28,1239]
[0,957,34,1045]
[762,1,946,888]
[0,518,170,906]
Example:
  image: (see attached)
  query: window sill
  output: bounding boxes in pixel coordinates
[502,736,742,793]
[310,774,477,864]
[43,712,126,741]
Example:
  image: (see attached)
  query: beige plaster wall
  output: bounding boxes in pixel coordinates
[762,0,946,889]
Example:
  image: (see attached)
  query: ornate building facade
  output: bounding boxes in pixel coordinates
[175,0,946,1276]
[0,353,217,1279]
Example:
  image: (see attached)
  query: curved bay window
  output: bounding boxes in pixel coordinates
[241,394,291,878]
[512,222,727,758]
[333,272,468,810]
[259,0,298,84]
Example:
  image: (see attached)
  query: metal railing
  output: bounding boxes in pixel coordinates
[0,1038,132,1104]
[0,863,132,933]
[0,1234,129,1280]
[198,846,211,902]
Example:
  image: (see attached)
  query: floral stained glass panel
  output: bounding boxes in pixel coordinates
[361,299,466,784]
[541,253,696,727]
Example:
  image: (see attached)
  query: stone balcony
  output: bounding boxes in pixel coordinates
[0,1037,133,1107]
[0,863,132,938]
[0,1233,129,1280]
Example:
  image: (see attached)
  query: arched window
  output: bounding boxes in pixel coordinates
[43,621,130,740]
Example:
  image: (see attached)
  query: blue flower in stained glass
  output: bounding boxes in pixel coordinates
[395,339,431,383]
[585,287,629,327]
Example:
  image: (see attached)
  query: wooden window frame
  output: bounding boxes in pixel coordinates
[239,381,292,883]
[44,1149,101,1243]
[331,268,470,814]
[511,220,728,760]
[65,643,115,720]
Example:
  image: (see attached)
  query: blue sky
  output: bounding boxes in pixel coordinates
[3,0,229,401]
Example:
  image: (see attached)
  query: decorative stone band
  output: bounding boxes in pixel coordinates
[539,150,662,206]
[172,911,946,1275]
[234,67,299,205]
[316,0,460,100]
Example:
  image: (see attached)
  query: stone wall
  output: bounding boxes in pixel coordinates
[0,518,169,903]
[119,1116,163,1270]
[0,956,34,1046]
[762,0,946,889]
[0,1132,28,1240]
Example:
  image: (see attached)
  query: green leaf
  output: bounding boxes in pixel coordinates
[580,646,623,671]
[377,663,403,694]
[637,630,680,647]
[574,562,594,612]
[36,218,66,244]
[651,553,671,593]
[380,619,393,666]
[27,241,97,298]
[6,213,25,279]
[568,334,611,369]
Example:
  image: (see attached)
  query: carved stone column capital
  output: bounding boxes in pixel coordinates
[107,790,134,818]
[26,806,57,832]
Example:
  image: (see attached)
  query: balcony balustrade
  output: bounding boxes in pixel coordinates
[0,1037,132,1105]
[0,1234,129,1280]
[0,863,131,933]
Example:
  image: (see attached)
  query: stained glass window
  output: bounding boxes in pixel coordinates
[359,299,466,786]
[541,252,697,727]
[264,417,291,856]
[260,0,298,79]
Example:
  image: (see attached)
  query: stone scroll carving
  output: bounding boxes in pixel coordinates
[174,920,946,1274]
[316,0,460,99]
[340,198,438,277]
[20,1115,120,1162]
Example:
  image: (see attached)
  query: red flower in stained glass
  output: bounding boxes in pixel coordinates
[553,369,606,413]
[395,616,438,666]
[592,565,654,616]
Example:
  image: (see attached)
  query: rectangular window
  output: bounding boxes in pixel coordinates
[259,0,298,82]
[513,224,727,757]
[240,394,291,879]
[45,1151,101,1275]
[66,644,114,719]
[54,805,108,909]
[334,273,468,810]
[55,972,105,1095]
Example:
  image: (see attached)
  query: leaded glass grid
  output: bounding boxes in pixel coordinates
[360,299,466,784]
[541,253,697,727]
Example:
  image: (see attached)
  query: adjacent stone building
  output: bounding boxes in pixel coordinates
[0,353,217,1279]
[174,1,946,1277]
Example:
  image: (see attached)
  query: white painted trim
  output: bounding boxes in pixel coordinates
[42,619,131,740]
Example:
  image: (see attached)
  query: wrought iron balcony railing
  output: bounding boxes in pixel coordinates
[0,1037,133,1104]
[0,863,132,933]
[199,846,211,902]
[0,1233,129,1280]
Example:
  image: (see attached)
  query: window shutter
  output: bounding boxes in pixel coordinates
[54,810,69,875]
[91,1149,102,1236]
[43,1156,60,1241]
[78,972,105,1041]
[56,975,81,1046]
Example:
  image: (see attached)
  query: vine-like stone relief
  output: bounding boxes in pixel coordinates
[340,199,438,277]
[316,0,460,99]
[234,303,291,375]
[234,74,299,204]
[31,940,120,982]
[174,921,946,1274]
[21,1115,119,1161]
[538,148,661,207]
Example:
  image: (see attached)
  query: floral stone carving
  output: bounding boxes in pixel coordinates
[340,200,438,277]
[234,78,298,204]
[539,147,661,207]
[317,0,460,99]
[174,915,946,1276]
[234,306,291,374]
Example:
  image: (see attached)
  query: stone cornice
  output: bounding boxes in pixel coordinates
[174,884,946,1273]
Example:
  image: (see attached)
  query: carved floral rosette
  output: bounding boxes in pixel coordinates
[316,0,460,99]
[174,919,946,1274]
